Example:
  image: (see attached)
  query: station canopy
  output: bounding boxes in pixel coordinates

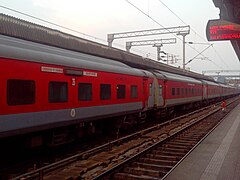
[212,0,240,61]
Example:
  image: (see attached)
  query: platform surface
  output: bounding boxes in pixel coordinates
[166,103,240,180]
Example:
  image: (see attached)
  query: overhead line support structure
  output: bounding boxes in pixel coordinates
[107,25,190,47]
[177,32,190,71]
[202,70,240,75]
[126,38,176,61]
[126,38,176,52]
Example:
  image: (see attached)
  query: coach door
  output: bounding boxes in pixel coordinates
[203,84,207,100]
[142,77,149,110]
[158,83,164,106]
[152,77,164,107]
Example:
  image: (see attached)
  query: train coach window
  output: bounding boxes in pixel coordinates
[49,82,68,103]
[149,83,153,96]
[172,88,175,96]
[117,85,126,99]
[177,88,180,96]
[158,85,162,96]
[131,85,138,98]
[7,79,35,105]
[78,83,92,101]
[100,84,111,100]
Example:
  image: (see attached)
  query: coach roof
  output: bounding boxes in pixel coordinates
[155,70,202,84]
[0,35,145,77]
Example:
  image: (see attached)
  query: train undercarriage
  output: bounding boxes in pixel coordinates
[0,95,237,151]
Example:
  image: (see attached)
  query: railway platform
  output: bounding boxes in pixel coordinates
[166,103,240,180]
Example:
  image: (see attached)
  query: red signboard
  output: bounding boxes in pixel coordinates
[206,19,240,41]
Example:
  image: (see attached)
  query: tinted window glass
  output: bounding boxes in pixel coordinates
[49,82,68,103]
[172,88,175,95]
[117,85,126,99]
[7,79,35,105]
[78,83,92,101]
[131,85,138,98]
[159,85,162,96]
[177,88,180,95]
[181,88,184,95]
[149,83,152,96]
[100,84,111,100]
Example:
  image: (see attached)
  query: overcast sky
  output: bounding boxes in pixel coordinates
[1,0,239,74]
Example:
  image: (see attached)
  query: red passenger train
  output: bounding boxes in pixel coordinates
[0,34,239,147]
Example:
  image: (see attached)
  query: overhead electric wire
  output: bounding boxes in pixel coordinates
[124,0,212,61]
[186,45,224,69]
[124,0,184,42]
[0,3,228,69]
[156,0,229,68]
[157,0,206,42]
[186,44,212,65]
[0,5,106,43]
[212,46,230,68]
[0,5,153,58]
[124,0,224,69]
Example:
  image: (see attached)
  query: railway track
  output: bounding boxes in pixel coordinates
[9,97,240,179]
[96,98,240,180]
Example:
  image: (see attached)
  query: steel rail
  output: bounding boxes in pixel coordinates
[11,97,239,180]
[93,97,239,179]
